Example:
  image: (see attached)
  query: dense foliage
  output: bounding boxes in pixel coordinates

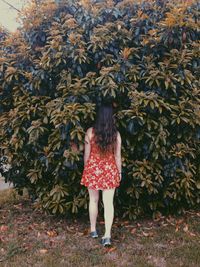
[0,0,199,219]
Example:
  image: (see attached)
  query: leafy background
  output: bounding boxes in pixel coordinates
[0,0,199,219]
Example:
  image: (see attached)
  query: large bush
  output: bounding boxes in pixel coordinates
[0,0,199,219]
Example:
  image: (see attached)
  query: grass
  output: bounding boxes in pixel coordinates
[0,189,200,267]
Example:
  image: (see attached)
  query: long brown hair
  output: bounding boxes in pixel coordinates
[93,103,118,154]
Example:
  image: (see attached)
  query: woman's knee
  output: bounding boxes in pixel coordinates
[88,189,99,204]
[90,197,99,204]
[102,188,115,205]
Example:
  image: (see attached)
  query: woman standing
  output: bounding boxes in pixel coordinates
[80,103,122,247]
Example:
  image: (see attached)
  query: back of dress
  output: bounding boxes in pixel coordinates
[80,127,120,190]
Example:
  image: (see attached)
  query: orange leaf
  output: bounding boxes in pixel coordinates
[47,230,57,237]
[83,228,89,235]
[105,246,117,253]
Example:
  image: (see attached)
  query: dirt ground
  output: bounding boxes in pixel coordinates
[0,189,200,267]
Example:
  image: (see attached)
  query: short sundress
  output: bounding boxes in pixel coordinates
[80,128,120,190]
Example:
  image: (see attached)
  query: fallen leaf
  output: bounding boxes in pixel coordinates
[0,237,5,242]
[176,219,184,225]
[66,226,76,233]
[39,249,48,254]
[104,246,117,253]
[188,232,196,237]
[131,228,137,234]
[142,231,154,237]
[142,231,149,237]
[13,204,22,209]
[0,225,8,232]
[161,223,169,227]
[77,231,85,236]
[175,226,179,232]
[123,221,130,225]
[183,224,189,232]
[47,230,57,237]
[149,232,154,237]
[82,228,89,235]
[28,225,34,230]
[166,217,175,225]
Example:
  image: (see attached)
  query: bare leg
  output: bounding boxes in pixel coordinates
[102,188,115,238]
[88,188,99,232]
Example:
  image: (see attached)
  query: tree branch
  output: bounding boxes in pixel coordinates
[0,0,21,13]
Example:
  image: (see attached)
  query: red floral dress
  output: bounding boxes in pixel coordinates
[80,128,120,190]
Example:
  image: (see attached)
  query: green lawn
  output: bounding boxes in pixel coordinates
[0,189,199,267]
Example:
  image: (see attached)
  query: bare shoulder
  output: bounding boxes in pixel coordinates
[86,127,93,139]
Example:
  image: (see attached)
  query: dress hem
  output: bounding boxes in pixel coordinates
[80,183,120,190]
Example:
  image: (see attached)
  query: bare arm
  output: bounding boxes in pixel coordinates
[83,129,91,166]
[114,131,122,179]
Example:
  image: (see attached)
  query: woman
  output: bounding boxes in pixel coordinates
[80,103,122,247]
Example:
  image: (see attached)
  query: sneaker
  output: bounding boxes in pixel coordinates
[101,237,111,246]
[90,230,98,238]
